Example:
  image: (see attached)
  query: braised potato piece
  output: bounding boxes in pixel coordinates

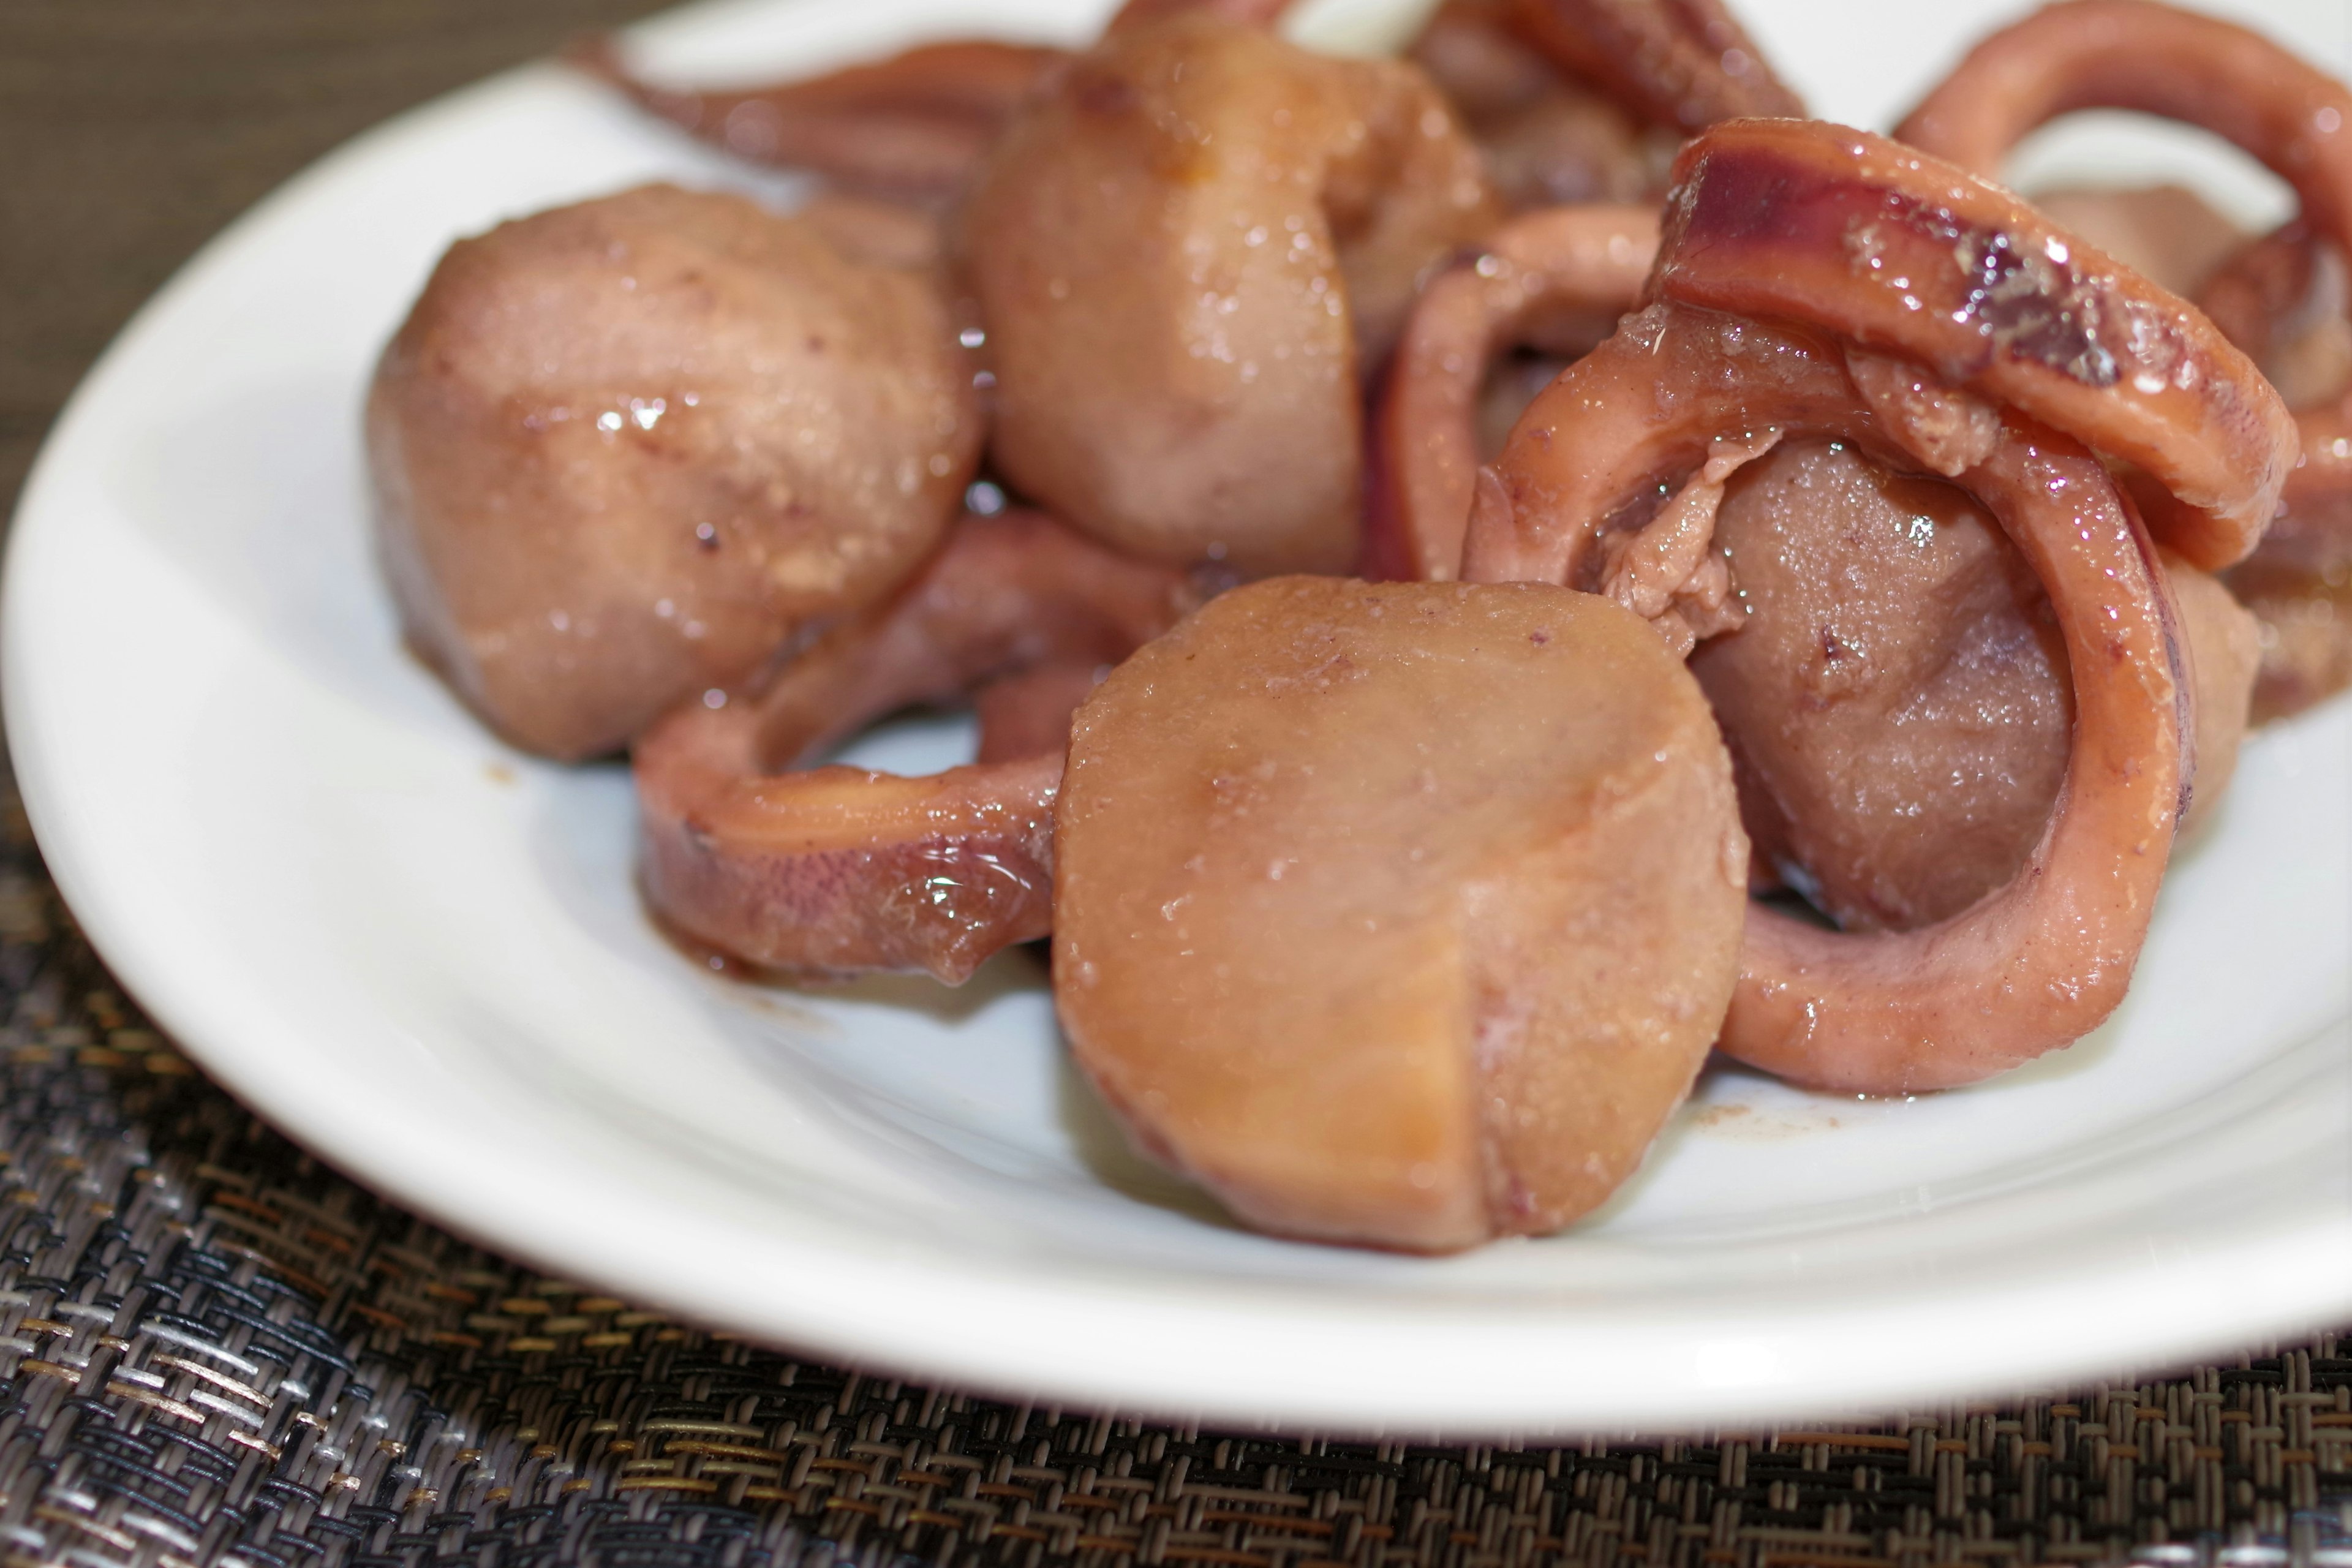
[369,184,981,760]
[1054,578,1747,1253]
[1691,441,2258,930]
[963,15,1497,576]
[1691,439,2074,930]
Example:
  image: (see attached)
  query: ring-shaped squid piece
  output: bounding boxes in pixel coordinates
[1896,0,2352,246]
[1649,118,2294,571]
[1466,300,2187,1092]
[1368,204,1659,582]
[635,509,1196,985]
[1901,0,2352,717]
[2201,227,2352,717]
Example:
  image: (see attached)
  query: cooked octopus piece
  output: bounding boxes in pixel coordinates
[962,12,1499,576]
[1899,0,2352,713]
[369,184,981,761]
[1054,578,1746,1253]
[1467,121,2294,1091]
[635,508,1195,986]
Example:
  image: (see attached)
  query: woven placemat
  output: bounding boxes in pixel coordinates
[0,785,2342,1568]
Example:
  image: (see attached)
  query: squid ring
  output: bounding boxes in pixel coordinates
[1468,299,2187,1092]
[1459,118,2290,1091]
[1898,0,2352,707]
[1650,117,2295,571]
[635,509,1195,985]
[1368,204,1659,582]
[1896,0,2352,248]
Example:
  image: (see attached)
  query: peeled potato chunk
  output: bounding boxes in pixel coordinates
[369,184,980,761]
[1053,578,1749,1253]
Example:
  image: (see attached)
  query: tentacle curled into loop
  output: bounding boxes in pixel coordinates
[1466,300,2188,1092]
[566,36,1066,205]
[1650,118,2296,571]
[1367,204,1659,582]
[1506,0,1803,132]
[635,509,1197,985]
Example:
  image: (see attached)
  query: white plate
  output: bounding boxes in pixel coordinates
[7,0,2351,1438]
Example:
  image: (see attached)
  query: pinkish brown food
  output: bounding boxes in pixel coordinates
[962,13,1499,576]
[1470,300,2193,1092]
[1407,0,1670,211]
[1692,438,2074,930]
[369,184,981,761]
[1461,121,2301,1090]
[1647,118,2293,572]
[568,37,1064,208]
[635,508,1194,984]
[2029,186,2245,300]
[1899,0,2352,711]
[1054,577,1746,1252]
[1368,203,1658,582]
[1508,0,1803,132]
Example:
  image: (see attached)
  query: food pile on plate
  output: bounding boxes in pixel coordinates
[363,0,2352,1253]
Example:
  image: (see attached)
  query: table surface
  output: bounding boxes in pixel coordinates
[1,4,2348,1566]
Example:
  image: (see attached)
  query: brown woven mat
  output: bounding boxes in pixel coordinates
[0,785,2342,1567]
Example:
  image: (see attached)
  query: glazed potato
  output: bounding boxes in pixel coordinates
[1054,578,1747,1253]
[369,184,981,760]
[963,15,1497,576]
[1691,439,2073,930]
[1691,440,2259,929]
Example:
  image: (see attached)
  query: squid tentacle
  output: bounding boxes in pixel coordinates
[1368,203,1660,582]
[635,509,1197,985]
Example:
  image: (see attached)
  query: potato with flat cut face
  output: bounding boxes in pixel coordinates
[368,183,981,761]
[1054,578,1747,1253]
[962,15,1498,577]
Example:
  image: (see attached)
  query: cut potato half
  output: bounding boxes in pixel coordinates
[1054,577,1748,1252]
